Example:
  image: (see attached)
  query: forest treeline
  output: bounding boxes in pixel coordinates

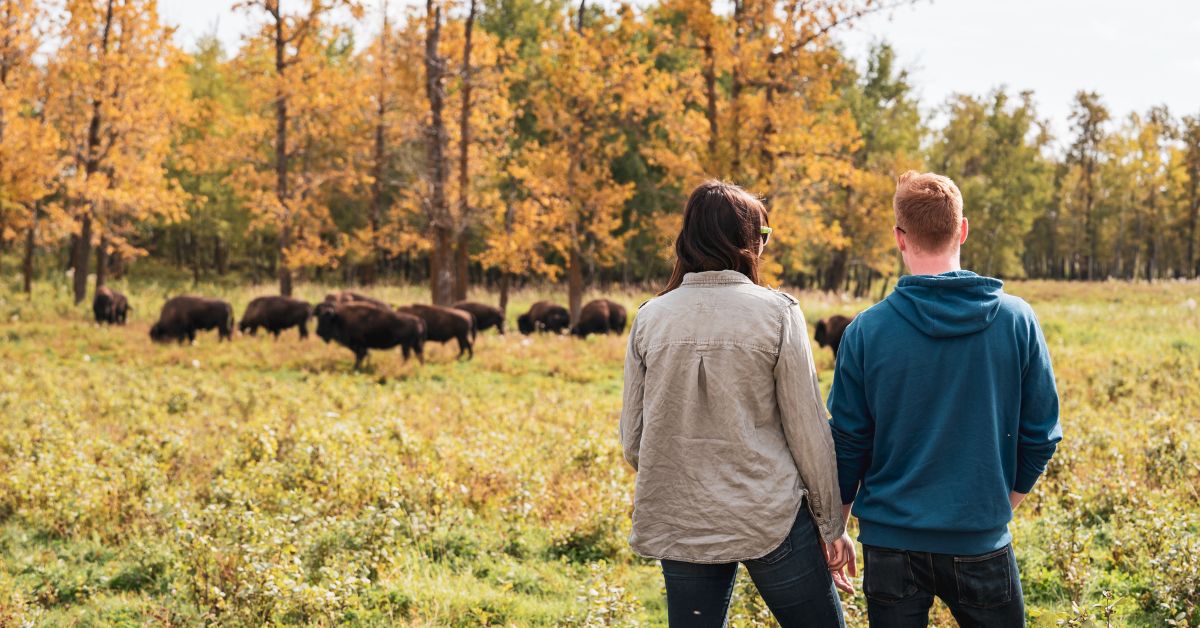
[1,0,1199,319]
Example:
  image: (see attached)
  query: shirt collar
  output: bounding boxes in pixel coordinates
[681,270,754,286]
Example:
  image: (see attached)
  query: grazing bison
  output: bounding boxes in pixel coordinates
[323,291,391,310]
[149,295,233,344]
[571,299,628,338]
[93,286,130,325]
[396,304,475,360]
[315,302,426,369]
[814,314,854,359]
[517,301,570,335]
[239,296,313,339]
[604,299,627,333]
[453,301,505,335]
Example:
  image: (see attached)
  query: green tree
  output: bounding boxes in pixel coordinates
[1179,114,1200,277]
[1062,90,1110,279]
[167,35,249,283]
[820,42,922,293]
[931,89,1053,278]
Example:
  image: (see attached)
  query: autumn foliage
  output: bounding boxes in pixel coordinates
[0,0,1199,314]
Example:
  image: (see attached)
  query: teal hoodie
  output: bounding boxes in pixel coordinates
[828,270,1062,555]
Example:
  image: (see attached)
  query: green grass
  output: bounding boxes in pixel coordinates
[1,277,1198,625]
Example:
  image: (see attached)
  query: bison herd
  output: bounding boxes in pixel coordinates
[93,286,855,367]
[96,287,631,370]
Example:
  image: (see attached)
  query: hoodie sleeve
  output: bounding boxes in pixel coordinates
[828,321,873,505]
[619,316,646,471]
[1014,312,1062,493]
[775,303,845,543]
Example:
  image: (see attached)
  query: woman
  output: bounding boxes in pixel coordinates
[620,180,854,626]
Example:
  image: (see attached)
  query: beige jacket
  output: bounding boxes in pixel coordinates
[620,270,845,563]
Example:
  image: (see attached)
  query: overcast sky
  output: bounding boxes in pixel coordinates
[159,0,1200,148]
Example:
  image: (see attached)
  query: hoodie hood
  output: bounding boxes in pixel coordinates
[886,270,1004,338]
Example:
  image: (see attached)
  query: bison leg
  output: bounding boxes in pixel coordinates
[298,323,308,340]
[271,329,281,340]
[457,335,473,360]
[353,348,367,370]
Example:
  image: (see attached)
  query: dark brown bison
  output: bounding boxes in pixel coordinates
[815,314,854,358]
[93,286,130,325]
[453,301,505,335]
[150,296,233,344]
[396,304,475,360]
[323,291,391,310]
[315,302,426,369]
[571,299,628,338]
[239,296,313,339]
[518,301,570,335]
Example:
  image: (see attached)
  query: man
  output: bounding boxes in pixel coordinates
[828,171,1062,626]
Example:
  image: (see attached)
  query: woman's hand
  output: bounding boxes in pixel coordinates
[824,533,857,594]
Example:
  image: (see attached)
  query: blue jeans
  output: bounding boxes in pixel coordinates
[863,544,1024,627]
[660,507,845,627]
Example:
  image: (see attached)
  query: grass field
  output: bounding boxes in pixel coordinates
[1,278,1198,626]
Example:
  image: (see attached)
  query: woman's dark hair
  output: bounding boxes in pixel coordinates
[659,180,768,295]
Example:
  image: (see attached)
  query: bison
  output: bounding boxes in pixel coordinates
[814,314,854,359]
[93,286,130,325]
[396,303,475,360]
[571,299,628,338]
[517,301,570,335]
[323,291,392,310]
[315,302,426,369]
[453,301,505,335]
[239,296,313,339]
[149,295,233,344]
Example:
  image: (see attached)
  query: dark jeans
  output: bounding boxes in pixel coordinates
[863,543,1025,628]
[660,507,845,628]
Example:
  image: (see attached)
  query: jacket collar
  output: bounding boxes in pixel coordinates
[681,270,754,286]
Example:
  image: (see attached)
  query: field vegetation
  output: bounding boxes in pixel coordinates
[1,278,1198,626]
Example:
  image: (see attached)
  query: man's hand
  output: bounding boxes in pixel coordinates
[1010,491,1027,511]
[824,532,857,594]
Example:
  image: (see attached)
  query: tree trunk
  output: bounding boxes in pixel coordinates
[452,0,477,304]
[824,249,849,293]
[371,112,386,278]
[22,210,36,296]
[568,244,584,326]
[371,9,390,277]
[72,0,114,304]
[1145,186,1157,281]
[1084,158,1096,280]
[424,0,453,304]
[454,233,469,302]
[72,214,92,304]
[1185,161,1199,278]
[273,7,293,297]
[499,272,510,317]
[430,228,454,305]
[95,234,108,288]
[702,34,718,170]
[729,1,744,179]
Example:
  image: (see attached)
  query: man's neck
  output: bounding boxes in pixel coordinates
[905,254,962,276]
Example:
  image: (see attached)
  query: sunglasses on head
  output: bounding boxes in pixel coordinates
[760,225,773,245]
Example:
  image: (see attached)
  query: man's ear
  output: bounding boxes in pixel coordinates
[894,227,907,253]
[960,217,969,245]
